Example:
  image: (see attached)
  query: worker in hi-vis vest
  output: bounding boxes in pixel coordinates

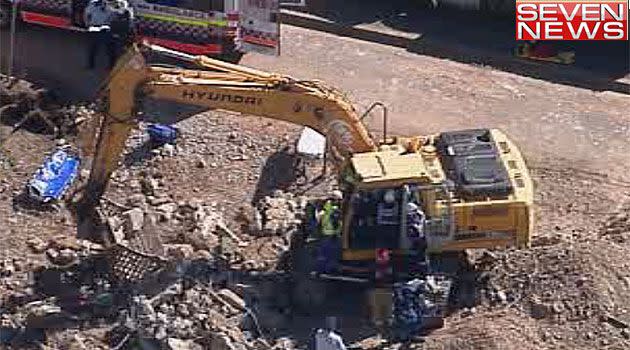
[320,201,341,236]
[315,190,343,273]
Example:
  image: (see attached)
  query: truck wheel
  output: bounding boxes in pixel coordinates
[0,5,10,29]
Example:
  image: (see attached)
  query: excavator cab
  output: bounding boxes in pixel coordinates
[335,128,533,274]
[343,184,453,253]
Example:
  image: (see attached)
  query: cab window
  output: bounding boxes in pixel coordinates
[348,188,403,249]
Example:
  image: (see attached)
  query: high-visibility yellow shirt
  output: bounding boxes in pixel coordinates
[321,202,341,236]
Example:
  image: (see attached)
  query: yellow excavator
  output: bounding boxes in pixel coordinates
[80,43,534,327]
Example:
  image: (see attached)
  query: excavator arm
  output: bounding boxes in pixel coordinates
[81,44,377,211]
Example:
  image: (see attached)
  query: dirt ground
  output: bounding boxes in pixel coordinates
[1,10,630,350]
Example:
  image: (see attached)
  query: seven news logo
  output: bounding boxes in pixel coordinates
[516,0,629,40]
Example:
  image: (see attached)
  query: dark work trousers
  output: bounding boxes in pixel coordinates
[87,29,116,69]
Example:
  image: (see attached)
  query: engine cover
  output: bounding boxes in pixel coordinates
[437,129,513,198]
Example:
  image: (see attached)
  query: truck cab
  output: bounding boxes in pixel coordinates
[2,0,279,57]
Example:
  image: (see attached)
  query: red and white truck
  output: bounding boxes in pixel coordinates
[0,0,281,57]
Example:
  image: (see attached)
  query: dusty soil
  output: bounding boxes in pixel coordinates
[1,22,630,350]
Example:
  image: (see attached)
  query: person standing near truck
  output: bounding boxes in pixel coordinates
[84,0,115,69]
[109,0,135,58]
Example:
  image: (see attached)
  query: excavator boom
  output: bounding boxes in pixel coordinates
[82,44,377,210]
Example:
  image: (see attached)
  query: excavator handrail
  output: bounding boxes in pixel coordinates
[360,102,388,143]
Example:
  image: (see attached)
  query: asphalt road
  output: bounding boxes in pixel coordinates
[2,20,629,179]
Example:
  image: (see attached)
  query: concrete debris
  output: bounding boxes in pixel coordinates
[26,237,48,253]
[162,144,176,157]
[0,78,88,136]
[494,290,508,304]
[0,258,16,277]
[459,307,475,318]
[195,250,212,260]
[48,235,83,251]
[157,202,178,215]
[148,195,171,207]
[175,204,230,251]
[218,221,245,245]
[271,337,295,350]
[166,338,202,350]
[112,228,126,244]
[217,288,246,310]
[257,191,306,236]
[125,207,145,232]
[112,283,252,349]
[107,215,124,231]
[164,244,195,260]
[128,193,148,207]
[45,248,77,266]
[141,177,160,196]
[24,302,71,330]
[205,309,228,330]
[68,334,88,350]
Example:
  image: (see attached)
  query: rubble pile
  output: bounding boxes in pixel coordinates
[468,238,630,348]
[0,149,13,171]
[104,160,300,271]
[26,235,104,266]
[0,78,94,136]
[256,190,307,237]
[3,251,303,349]
[104,192,244,258]
[116,283,278,350]
[481,245,602,320]
[1,231,297,350]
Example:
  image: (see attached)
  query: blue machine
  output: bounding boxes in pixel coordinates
[27,147,80,203]
[147,124,179,145]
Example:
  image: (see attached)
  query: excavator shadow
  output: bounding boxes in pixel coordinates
[251,145,300,204]
[252,145,332,205]
[122,138,159,167]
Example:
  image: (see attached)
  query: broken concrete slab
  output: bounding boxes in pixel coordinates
[124,208,145,232]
